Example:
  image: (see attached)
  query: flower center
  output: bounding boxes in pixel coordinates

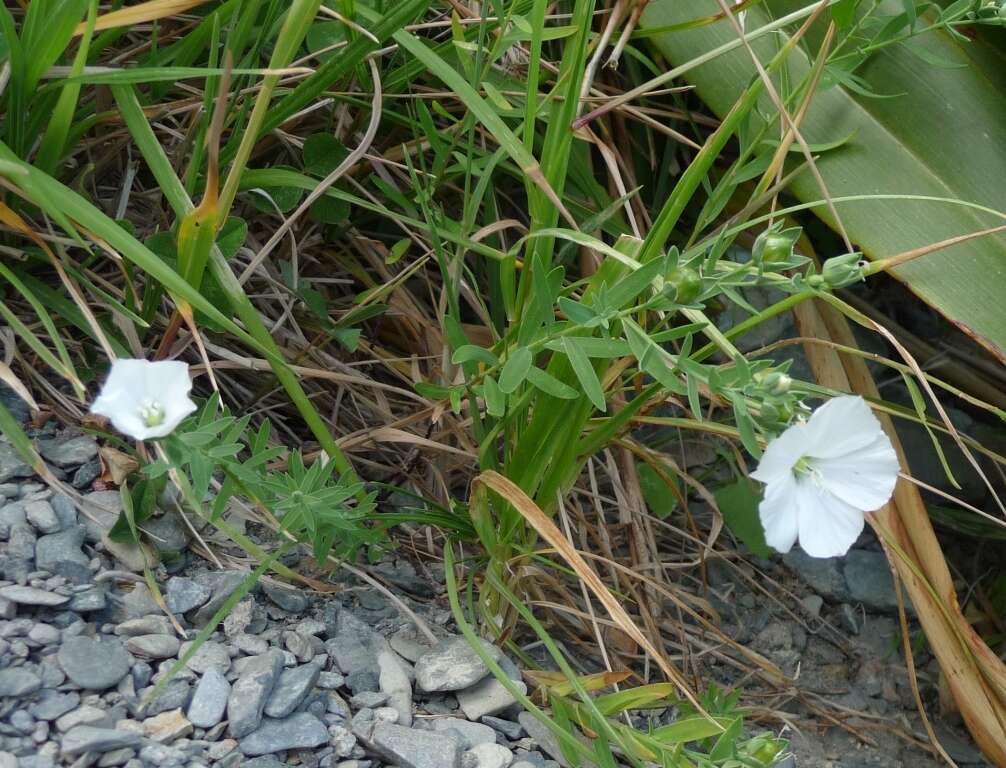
[793,456,823,484]
[138,397,165,427]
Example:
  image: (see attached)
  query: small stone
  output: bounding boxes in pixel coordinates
[101,535,151,572]
[0,667,42,696]
[191,571,246,626]
[165,577,210,614]
[0,584,69,607]
[329,725,357,757]
[72,460,101,490]
[95,746,134,767]
[457,677,526,721]
[143,708,192,743]
[843,549,912,614]
[782,551,850,602]
[370,722,463,768]
[30,691,80,721]
[61,726,140,756]
[481,717,523,740]
[116,616,174,636]
[39,436,99,468]
[126,634,180,660]
[234,633,269,656]
[239,712,329,756]
[138,678,191,717]
[56,704,109,732]
[264,661,322,718]
[58,635,132,691]
[432,718,497,749]
[378,649,413,727]
[318,671,345,689]
[296,619,327,636]
[207,739,238,760]
[51,494,78,529]
[141,509,189,555]
[69,585,106,612]
[261,580,309,612]
[467,743,514,768]
[283,630,314,663]
[35,526,92,584]
[327,691,352,719]
[415,637,501,693]
[800,594,824,618]
[516,714,575,768]
[227,649,284,738]
[178,640,231,675]
[373,706,399,724]
[350,691,388,709]
[187,668,230,728]
[25,500,61,534]
[81,490,122,542]
[0,441,32,483]
[223,598,254,638]
[28,623,61,645]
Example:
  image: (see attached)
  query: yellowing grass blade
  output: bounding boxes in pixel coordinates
[76,0,213,34]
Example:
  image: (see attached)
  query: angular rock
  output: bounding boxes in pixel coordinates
[142,510,189,556]
[101,534,150,572]
[192,571,246,626]
[0,584,69,607]
[61,726,140,757]
[58,636,131,690]
[125,634,180,660]
[369,722,463,768]
[0,667,42,697]
[39,436,98,468]
[139,678,191,717]
[0,501,26,538]
[25,500,61,534]
[143,708,192,743]
[517,713,586,768]
[238,712,329,756]
[844,549,913,614]
[56,704,108,732]
[50,494,78,530]
[29,691,80,721]
[69,585,106,612]
[782,551,850,603]
[432,717,497,748]
[35,525,92,584]
[415,636,501,693]
[165,576,210,614]
[227,649,284,738]
[0,441,32,483]
[81,491,121,543]
[234,633,269,656]
[187,668,230,728]
[178,640,231,675]
[457,676,527,722]
[261,579,309,612]
[116,616,174,637]
[467,743,514,768]
[481,717,524,741]
[264,661,322,718]
[378,648,413,727]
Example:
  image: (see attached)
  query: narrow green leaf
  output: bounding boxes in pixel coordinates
[526,367,579,400]
[562,337,606,412]
[499,347,533,394]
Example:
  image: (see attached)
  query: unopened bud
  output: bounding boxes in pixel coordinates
[820,253,867,288]
[761,371,792,395]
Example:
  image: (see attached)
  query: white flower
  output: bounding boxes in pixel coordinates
[751,395,899,558]
[90,359,197,440]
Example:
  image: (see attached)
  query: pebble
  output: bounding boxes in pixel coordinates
[0,667,42,697]
[116,616,174,636]
[143,708,192,743]
[126,634,181,659]
[370,722,463,768]
[481,717,524,740]
[378,648,413,727]
[284,629,315,662]
[187,668,231,728]
[60,726,140,757]
[350,690,389,709]
[233,633,269,655]
[69,585,107,612]
[432,717,497,749]
[30,691,80,721]
[457,675,526,721]
[264,661,322,718]
[58,635,131,690]
[27,623,61,645]
[261,580,309,612]
[467,743,514,768]
[227,649,284,738]
[56,705,108,732]
[138,679,191,717]
[25,500,61,534]
[0,584,69,607]
[179,640,232,675]
[329,725,357,757]
[39,436,98,468]
[238,711,329,756]
[0,441,32,483]
[318,671,346,689]
[844,549,912,613]
[415,637,500,693]
[192,571,246,626]
[165,576,211,614]
[35,526,91,584]
[96,746,134,766]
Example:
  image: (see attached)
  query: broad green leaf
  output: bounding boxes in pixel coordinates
[526,366,579,399]
[636,462,680,520]
[545,337,630,358]
[499,347,533,394]
[641,1,1006,362]
[562,336,606,412]
[713,478,772,559]
[452,345,498,366]
[482,375,506,418]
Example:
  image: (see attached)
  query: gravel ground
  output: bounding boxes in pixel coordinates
[0,423,993,767]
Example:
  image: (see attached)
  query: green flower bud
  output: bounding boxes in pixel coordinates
[820,252,867,288]
[761,371,792,396]
[752,224,801,269]
[666,266,703,304]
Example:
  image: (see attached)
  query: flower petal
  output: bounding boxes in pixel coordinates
[794,479,865,558]
[758,475,800,554]
[815,433,899,511]
[751,422,810,485]
[802,396,885,460]
[90,359,196,441]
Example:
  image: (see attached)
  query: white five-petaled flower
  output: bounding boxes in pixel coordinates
[751,395,899,558]
[90,359,197,441]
